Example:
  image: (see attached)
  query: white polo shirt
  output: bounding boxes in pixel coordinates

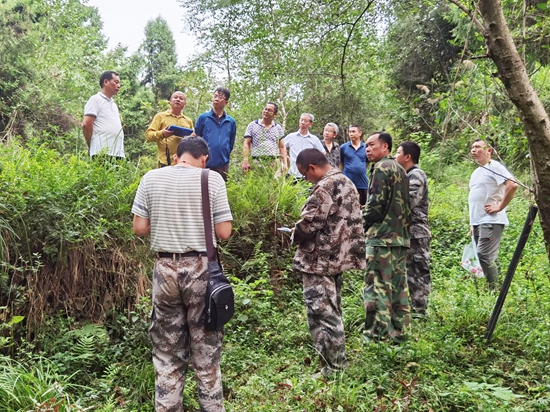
[84,92,125,157]
[469,160,514,226]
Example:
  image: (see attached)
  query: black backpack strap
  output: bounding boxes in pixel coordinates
[201,169,217,263]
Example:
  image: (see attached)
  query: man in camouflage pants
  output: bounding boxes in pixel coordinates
[292,148,366,376]
[396,141,431,316]
[132,137,233,412]
[363,132,411,344]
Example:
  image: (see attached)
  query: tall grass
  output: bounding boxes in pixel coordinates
[0,143,150,330]
[223,163,307,275]
[0,356,91,411]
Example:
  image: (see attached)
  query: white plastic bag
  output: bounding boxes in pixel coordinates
[460,239,484,278]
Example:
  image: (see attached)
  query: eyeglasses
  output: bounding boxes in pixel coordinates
[263,108,275,114]
[213,94,227,101]
[299,165,312,177]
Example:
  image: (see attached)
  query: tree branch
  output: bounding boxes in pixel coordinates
[446,0,485,35]
[468,53,490,60]
[340,1,375,91]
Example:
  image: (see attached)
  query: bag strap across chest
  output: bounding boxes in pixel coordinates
[201,169,217,263]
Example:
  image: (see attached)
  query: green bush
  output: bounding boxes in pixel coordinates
[0,355,91,411]
[222,162,307,276]
[0,143,150,330]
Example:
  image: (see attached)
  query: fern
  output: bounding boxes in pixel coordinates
[62,324,109,370]
[102,362,122,382]
[66,324,108,340]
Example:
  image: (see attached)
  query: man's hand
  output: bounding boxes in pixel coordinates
[484,203,502,214]
[485,180,519,215]
[82,115,95,148]
[133,215,151,236]
[242,158,251,171]
[162,127,175,138]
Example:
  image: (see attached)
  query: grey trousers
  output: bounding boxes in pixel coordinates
[473,223,504,290]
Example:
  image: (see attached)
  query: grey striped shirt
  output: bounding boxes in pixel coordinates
[132,167,232,252]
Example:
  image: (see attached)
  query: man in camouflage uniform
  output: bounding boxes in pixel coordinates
[395,141,431,316]
[363,132,411,343]
[291,148,366,375]
[132,137,233,412]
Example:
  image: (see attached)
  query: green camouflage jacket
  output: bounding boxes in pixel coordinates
[407,165,431,239]
[363,156,411,247]
[292,168,366,275]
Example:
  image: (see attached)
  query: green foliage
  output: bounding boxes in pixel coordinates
[1,0,550,410]
[385,2,460,92]
[0,355,91,411]
[140,16,181,100]
[222,163,307,273]
[0,146,548,410]
[0,143,141,255]
[380,0,536,172]
[0,142,150,328]
[0,0,106,142]
[181,0,389,139]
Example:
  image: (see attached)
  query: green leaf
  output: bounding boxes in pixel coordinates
[8,316,24,325]
[536,3,547,10]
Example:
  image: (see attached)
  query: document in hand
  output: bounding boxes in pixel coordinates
[168,125,194,137]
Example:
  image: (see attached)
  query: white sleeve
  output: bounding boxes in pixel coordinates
[84,96,99,117]
[131,175,150,218]
[209,172,233,224]
[492,161,513,186]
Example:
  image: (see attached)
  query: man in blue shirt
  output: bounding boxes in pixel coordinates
[340,124,369,205]
[284,113,325,179]
[194,87,237,181]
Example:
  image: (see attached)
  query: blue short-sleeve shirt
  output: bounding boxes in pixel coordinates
[340,141,369,189]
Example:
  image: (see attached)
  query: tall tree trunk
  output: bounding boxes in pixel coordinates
[475,0,550,259]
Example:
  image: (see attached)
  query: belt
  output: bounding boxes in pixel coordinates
[157,251,202,259]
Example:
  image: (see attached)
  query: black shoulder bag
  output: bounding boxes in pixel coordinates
[201,169,234,331]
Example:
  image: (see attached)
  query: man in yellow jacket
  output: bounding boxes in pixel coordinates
[146,91,194,167]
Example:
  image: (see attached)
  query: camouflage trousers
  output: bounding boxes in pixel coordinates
[406,237,431,314]
[150,257,225,412]
[301,272,347,370]
[363,246,410,342]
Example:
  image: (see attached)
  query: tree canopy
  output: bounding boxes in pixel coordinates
[0,0,549,249]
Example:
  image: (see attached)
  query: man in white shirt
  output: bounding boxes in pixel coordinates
[469,139,518,290]
[284,113,325,178]
[82,71,125,159]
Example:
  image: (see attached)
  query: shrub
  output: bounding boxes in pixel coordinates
[0,143,151,330]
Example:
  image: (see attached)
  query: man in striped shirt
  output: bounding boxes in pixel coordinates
[132,136,233,412]
[241,102,287,172]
